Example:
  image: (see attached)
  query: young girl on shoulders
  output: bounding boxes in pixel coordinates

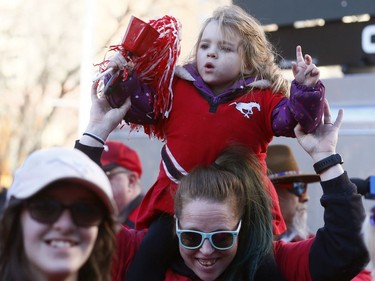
[93,5,325,280]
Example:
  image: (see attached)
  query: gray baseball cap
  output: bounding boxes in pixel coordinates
[7,147,117,216]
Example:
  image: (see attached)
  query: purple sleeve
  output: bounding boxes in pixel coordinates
[271,80,325,137]
[104,72,157,125]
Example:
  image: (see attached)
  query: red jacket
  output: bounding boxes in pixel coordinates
[110,172,368,281]
[113,227,369,281]
[111,65,325,236]
[112,226,313,281]
[133,68,324,234]
[352,270,372,281]
[137,78,287,233]
[279,233,371,281]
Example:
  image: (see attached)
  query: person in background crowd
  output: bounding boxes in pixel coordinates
[0,147,118,281]
[267,144,372,280]
[266,144,320,242]
[101,140,144,227]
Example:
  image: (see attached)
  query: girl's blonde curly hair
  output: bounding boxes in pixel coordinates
[189,5,290,96]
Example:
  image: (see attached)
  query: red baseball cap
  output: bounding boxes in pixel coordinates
[101,141,142,177]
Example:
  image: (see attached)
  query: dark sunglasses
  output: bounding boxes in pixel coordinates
[175,218,242,250]
[278,182,307,197]
[25,198,105,227]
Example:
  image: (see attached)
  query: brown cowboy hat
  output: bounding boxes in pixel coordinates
[266,145,320,184]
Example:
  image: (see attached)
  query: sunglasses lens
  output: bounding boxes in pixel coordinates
[27,199,104,227]
[28,200,62,224]
[293,182,306,196]
[180,231,202,248]
[71,202,104,227]
[212,233,234,249]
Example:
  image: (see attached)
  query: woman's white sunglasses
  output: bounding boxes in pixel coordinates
[175,218,242,250]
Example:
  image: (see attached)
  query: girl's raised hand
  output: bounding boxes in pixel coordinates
[84,82,131,141]
[291,45,320,87]
[107,52,129,72]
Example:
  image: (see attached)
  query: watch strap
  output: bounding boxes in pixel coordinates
[313,154,344,174]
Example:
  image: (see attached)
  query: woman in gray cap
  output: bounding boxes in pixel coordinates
[0,147,118,281]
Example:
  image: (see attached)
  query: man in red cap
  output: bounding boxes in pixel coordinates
[101,140,144,228]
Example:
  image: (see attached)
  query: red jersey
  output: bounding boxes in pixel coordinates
[136,78,286,234]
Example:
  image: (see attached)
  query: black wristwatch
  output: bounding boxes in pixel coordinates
[313,154,344,174]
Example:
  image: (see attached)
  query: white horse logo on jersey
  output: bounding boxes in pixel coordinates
[229,101,261,118]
